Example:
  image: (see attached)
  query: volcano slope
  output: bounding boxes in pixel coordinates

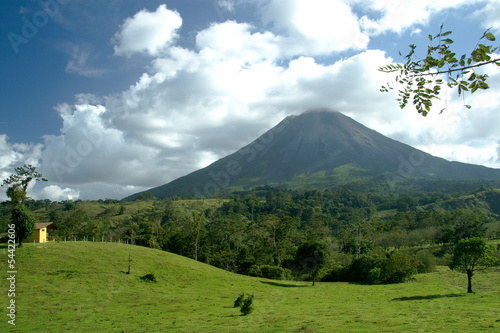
[127,109,500,199]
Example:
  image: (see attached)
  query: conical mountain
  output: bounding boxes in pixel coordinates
[126,109,500,199]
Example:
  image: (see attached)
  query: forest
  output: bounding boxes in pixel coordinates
[2,186,500,284]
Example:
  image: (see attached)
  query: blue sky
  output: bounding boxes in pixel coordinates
[1,0,500,200]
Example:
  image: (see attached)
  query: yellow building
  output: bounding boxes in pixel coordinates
[24,222,58,243]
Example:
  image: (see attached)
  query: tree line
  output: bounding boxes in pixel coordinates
[3,185,499,288]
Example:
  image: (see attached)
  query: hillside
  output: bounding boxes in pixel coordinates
[126,109,500,200]
[1,242,499,332]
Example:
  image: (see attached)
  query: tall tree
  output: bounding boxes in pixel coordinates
[294,242,326,286]
[449,237,489,293]
[380,26,499,116]
[2,164,47,206]
[10,205,37,248]
[2,164,47,247]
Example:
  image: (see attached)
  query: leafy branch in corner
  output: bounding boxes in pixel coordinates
[379,25,500,116]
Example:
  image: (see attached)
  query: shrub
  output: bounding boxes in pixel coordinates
[140,273,157,283]
[415,250,436,273]
[240,294,254,316]
[343,250,387,282]
[383,252,419,284]
[323,249,422,284]
[233,293,254,315]
[248,265,284,280]
[367,267,382,284]
[234,293,245,308]
[321,264,345,282]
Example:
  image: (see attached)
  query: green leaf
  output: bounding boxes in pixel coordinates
[480,82,489,90]
[484,32,495,41]
[471,82,478,93]
[459,55,466,67]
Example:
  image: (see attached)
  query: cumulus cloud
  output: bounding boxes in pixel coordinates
[3,1,500,201]
[262,0,369,54]
[473,0,500,31]
[355,0,484,35]
[112,4,182,57]
[39,185,80,201]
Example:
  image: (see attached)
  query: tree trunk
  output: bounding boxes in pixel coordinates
[18,238,23,248]
[467,269,473,293]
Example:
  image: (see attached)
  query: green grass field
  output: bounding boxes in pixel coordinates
[1,242,499,332]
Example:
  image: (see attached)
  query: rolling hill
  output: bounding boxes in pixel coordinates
[1,242,499,332]
[126,109,500,199]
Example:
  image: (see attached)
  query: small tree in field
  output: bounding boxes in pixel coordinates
[294,242,326,286]
[449,237,489,293]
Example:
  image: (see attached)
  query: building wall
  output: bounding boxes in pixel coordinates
[24,228,47,243]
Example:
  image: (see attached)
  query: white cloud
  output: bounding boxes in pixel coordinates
[418,143,500,167]
[196,21,282,63]
[356,0,484,35]
[39,185,80,202]
[262,0,369,54]
[473,0,500,31]
[218,0,236,12]
[4,1,500,201]
[64,43,105,78]
[112,4,182,57]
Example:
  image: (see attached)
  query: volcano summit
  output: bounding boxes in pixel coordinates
[126,109,500,199]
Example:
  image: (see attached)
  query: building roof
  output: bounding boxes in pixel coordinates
[35,222,58,230]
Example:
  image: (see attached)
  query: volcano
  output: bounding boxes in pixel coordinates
[126,109,500,199]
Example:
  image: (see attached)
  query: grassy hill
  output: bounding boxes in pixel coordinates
[1,242,499,332]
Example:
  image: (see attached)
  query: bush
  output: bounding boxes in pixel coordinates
[240,294,254,316]
[415,250,436,273]
[248,265,284,280]
[233,293,254,315]
[234,293,245,308]
[343,250,387,282]
[322,249,422,284]
[383,252,419,284]
[321,264,345,282]
[140,273,157,283]
[367,267,382,284]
